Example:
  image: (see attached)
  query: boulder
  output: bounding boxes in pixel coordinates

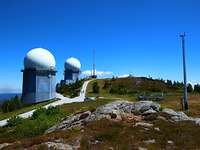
[143,139,156,144]
[135,122,153,128]
[43,142,74,150]
[162,108,177,116]
[162,108,190,121]
[134,101,160,112]
[142,109,157,115]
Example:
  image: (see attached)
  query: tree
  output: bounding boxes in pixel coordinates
[92,81,100,93]
[194,84,200,93]
[166,80,173,86]
[187,83,193,93]
[118,85,127,95]
[103,80,111,89]
[1,95,23,113]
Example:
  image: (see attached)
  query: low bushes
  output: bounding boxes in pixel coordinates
[92,81,100,93]
[0,106,63,140]
[57,79,84,98]
[1,96,23,113]
[7,116,24,127]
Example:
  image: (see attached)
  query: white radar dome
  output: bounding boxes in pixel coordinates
[65,57,81,71]
[24,48,56,70]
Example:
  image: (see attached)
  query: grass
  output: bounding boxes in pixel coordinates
[0,99,57,120]
[78,119,200,149]
[0,98,116,143]
[86,79,137,101]
[160,94,200,117]
[86,78,200,118]
[4,118,200,149]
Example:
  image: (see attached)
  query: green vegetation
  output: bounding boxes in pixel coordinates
[57,79,84,98]
[86,77,185,100]
[7,116,24,127]
[0,99,56,120]
[86,77,200,117]
[2,77,200,148]
[194,84,200,93]
[0,98,115,143]
[5,118,200,149]
[1,95,23,113]
[92,81,100,93]
[78,119,200,149]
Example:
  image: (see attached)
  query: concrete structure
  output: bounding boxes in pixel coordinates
[22,48,57,103]
[61,57,81,84]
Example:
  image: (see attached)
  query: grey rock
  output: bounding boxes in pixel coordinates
[191,118,200,125]
[134,101,160,112]
[46,111,92,134]
[44,142,74,150]
[135,122,153,128]
[162,108,190,121]
[142,109,157,115]
[154,127,160,131]
[0,143,12,149]
[176,112,190,121]
[144,139,156,144]
[167,140,174,144]
[162,108,177,116]
[138,147,147,150]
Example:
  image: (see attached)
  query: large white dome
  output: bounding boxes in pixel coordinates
[65,57,81,71]
[24,48,56,70]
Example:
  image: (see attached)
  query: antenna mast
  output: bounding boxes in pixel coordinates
[180,32,188,110]
[91,49,97,78]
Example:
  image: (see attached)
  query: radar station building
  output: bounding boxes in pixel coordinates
[22,48,57,104]
[61,57,81,84]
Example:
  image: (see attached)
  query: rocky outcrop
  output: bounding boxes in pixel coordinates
[46,100,200,134]
[46,101,161,133]
[0,143,12,149]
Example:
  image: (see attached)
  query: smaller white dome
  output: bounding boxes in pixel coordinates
[24,48,56,70]
[65,57,81,72]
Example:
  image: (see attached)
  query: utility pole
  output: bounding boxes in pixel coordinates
[180,32,188,110]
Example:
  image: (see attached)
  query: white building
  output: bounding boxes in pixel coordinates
[62,57,81,84]
[22,48,57,103]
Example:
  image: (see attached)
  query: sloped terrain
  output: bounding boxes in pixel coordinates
[2,100,200,150]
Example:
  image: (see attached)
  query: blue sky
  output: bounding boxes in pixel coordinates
[0,0,200,93]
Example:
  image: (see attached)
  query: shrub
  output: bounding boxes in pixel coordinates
[32,107,46,119]
[32,106,60,120]
[118,85,127,95]
[46,106,60,116]
[1,95,23,113]
[57,79,84,98]
[7,116,24,127]
[92,81,100,93]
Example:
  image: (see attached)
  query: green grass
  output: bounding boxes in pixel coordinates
[86,79,137,101]
[5,118,200,149]
[0,98,116,143]
[0,99,57,120]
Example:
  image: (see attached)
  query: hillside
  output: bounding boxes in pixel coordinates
[86,77,184,98]
[1,78,200,149]
[86,77,200,117]
[1,100,200,149]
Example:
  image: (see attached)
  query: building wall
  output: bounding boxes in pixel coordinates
[64,69,80,84]
[22,69,56,104]
[22,69,36,103]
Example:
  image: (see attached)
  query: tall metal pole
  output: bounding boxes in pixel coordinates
[180,32,188,110]
[92,49,96,77]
